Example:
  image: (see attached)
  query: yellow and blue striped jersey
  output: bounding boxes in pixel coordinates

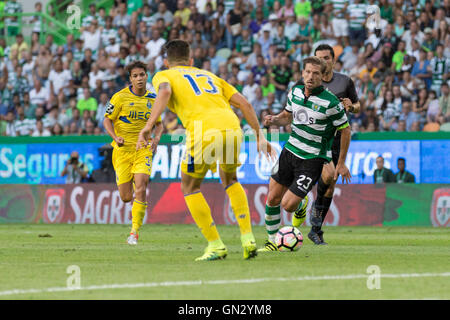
[152,66,241,134]
[104,86,161,151]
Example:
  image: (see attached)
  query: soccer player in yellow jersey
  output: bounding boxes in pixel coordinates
[137,40,275,261]
[103,61,163,245]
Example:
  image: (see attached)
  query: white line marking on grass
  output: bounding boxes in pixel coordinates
[1,272,449,297]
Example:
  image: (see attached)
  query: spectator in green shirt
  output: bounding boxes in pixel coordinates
[260,76,275,97]
[379,0,393,24]
[251,0,270,19]
[294,0,311,19]
[77,88,98,116]
[392,40,407,72]
[0,0,5,36]
[127,0,143,16]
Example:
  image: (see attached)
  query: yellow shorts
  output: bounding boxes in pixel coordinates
[181,129,242,179]
[112,147,153,185]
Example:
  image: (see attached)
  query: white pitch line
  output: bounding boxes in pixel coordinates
[0,272,449,297]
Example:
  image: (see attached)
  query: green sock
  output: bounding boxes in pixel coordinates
[265,204,281,243]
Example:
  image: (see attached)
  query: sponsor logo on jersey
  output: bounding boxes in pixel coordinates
[293,109,309,124]
[127,111,151,120]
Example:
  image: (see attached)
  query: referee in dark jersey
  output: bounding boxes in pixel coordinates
[302,44,360,245]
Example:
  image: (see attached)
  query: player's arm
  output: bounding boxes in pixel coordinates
[332,101,351,183]
[229,92,276,160]
[263,110,293,127]
[343,100,360,113]
[137,82,171,150]
[341,77,360,113]
[103,96,124,146]
[335,124,351,183]
[103,117,124,147]
[151,120,164,154]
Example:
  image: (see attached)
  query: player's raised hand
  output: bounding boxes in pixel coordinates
[151,136,160,154]
[263,115,275,127]
[340,98,353,112]
[114,136,124,147]
[334,163,351,184]
[136,128,151,150]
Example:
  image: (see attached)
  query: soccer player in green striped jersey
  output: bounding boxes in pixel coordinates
[258,57,351,252]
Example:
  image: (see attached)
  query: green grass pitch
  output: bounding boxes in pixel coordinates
[0,224,448,300]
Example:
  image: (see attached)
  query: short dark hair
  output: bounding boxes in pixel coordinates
[126,61,147,76]
[164,39,191,63]
[314,44,335,59]
[398,157,406,163]
[303,56,326,74]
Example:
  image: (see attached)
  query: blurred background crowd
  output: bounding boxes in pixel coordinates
[0,0,449,137]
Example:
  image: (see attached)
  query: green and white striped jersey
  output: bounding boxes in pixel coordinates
[347,3,367,30]
[331,0,347,19]
[284,84,348,162]
[4,1,22,26]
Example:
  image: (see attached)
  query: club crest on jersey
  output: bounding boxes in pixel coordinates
[312,104,319,111]
[129,102,134,106]
[147,100,152,109]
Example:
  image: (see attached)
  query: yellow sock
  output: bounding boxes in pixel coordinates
[225,182,252,236]
[131,199,147,234]
[184,191,221,243]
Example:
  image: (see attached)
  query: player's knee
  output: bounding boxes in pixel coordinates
[181,183,200,196]
[120,194,133,203]
[134,185,147,200]
[317,177,330,196]
[281,197,299,213]
[266,192,282,207]
[322,173,334,187]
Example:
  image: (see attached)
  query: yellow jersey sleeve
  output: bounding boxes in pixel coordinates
[104,93,122,121]
[220,78,238,101]
[152,72,171,94]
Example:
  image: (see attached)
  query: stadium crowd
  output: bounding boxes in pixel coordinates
[0,0,449,137]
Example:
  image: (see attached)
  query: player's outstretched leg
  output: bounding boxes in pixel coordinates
[128,199,147,245]
[258,203,281,252]
[182,173,227,261]
[186,191,228,261]
[258,178,288,253]
[309,175,333,245]
[127,173,150,245]
[225,181,257,260]
[292,195,308,228]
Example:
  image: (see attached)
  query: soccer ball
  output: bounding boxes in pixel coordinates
[275,226,303,251]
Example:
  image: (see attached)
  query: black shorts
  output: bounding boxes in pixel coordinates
[271,148,326,198]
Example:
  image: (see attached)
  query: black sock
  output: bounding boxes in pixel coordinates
[311,178,330,233]
[311,197,324,233]
[321,197,333,224]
